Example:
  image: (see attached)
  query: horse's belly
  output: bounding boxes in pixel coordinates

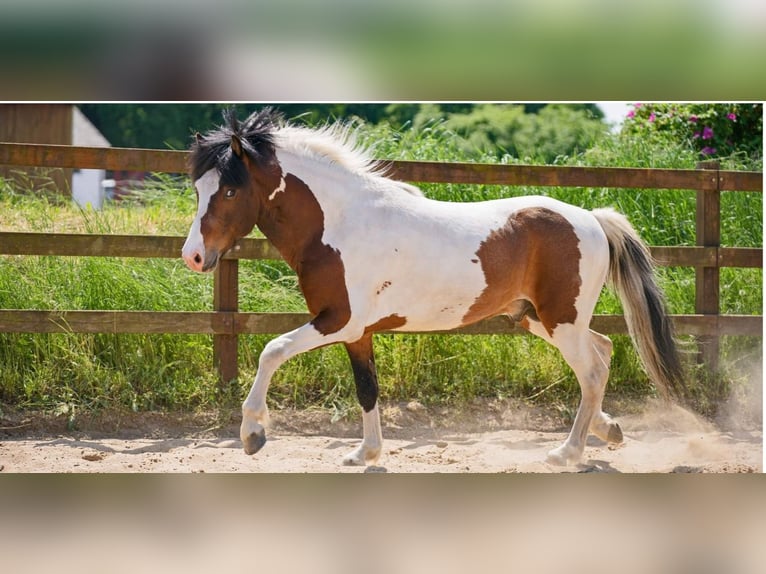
[351,249,492,333]
[385,306,475,332]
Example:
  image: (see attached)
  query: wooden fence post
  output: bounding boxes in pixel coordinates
[213,258,239,384]
[695,160,721,374]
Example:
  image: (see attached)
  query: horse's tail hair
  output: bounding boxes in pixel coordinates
[592,208,686,402]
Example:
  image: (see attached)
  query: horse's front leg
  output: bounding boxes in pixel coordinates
[342,334,383,466]
[240,320,348,455]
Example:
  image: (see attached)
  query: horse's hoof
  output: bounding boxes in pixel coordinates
[342,454,365,467]
[546,451,568,466]
[342,445,381,467]
[607,422,623,444]
[243,428,267,455]
[546,444,581,466]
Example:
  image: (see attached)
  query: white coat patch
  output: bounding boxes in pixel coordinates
[182,169,220,262]
[268,176,287,201]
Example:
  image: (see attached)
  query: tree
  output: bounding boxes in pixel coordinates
[79,104,394,149]
[79,103,608,162]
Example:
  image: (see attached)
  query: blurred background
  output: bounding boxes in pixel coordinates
[1,0,764,100]
[2,475,765,574]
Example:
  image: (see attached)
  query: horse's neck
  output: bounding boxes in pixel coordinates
[256,155,353,271]
[256,211,305,271]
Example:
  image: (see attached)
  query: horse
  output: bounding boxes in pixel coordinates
[182,107,684,467]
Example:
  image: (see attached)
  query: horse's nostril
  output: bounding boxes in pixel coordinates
[194,254,202,265]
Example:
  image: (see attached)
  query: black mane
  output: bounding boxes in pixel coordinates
[188,107,283,184]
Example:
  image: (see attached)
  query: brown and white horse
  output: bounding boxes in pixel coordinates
[182,108,684,467]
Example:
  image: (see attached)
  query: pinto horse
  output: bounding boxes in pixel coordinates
[182,108,684,467]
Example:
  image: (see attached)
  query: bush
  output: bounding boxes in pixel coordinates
[621,103,762,167]
[410,103,607,163]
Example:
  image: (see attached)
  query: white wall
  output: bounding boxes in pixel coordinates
[72,168,106,210]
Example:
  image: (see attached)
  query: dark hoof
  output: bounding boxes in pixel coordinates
[607,423,624,444]
[243,429,267,455]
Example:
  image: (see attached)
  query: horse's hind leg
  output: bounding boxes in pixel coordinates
[586,331,623,445]
[342,334,383,466]
[523,320,620,465]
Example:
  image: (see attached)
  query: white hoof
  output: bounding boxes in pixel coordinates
[342,444,381,467]
[546,443,583,466]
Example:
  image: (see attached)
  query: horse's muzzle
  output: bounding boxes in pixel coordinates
[200,251,220,272]
[182,248,219,273]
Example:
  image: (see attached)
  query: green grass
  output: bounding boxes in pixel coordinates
[0,125,762,422]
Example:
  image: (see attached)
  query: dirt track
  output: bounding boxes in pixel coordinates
[0,400,761,473]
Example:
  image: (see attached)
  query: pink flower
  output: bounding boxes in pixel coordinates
[702,126,714,140]
[634,103,643,108]
[727,113,737,121]
[693,132,701,139]
[648,113,656,122]
[689,115,698,123]
[626,110,635,119]
[701,146,716,156]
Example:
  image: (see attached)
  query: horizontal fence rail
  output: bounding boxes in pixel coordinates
[1,143,763,383]
[1,142,762,190]
[0,232,762,268]
[0,311,761,338]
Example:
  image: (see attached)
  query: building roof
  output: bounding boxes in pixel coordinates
[72,106,111,147]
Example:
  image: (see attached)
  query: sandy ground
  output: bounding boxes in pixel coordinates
[0,400,761,473]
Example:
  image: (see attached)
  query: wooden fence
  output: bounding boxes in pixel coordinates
[0,143,762,383]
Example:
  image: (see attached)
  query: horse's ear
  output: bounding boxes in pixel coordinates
[231,134,244,158]
[195,132,204,144]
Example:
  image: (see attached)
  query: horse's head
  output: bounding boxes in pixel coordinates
[182,108,281,272]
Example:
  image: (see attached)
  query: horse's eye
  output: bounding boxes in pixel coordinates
[225,189,237,198]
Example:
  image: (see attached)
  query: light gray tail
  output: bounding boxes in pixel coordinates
[592,208,685,400]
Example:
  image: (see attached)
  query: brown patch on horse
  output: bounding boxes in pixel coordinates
[200,185,260,259]
[257,172,352,336]
[364,314,407,334]
[462,207,581,337]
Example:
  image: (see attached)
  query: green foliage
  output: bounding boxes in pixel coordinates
[621,103,762,168]
[79,104,401,149]
[407,103,607,163]
[79,103,605,154]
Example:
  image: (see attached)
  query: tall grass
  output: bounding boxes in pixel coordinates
[0,124,761,421]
